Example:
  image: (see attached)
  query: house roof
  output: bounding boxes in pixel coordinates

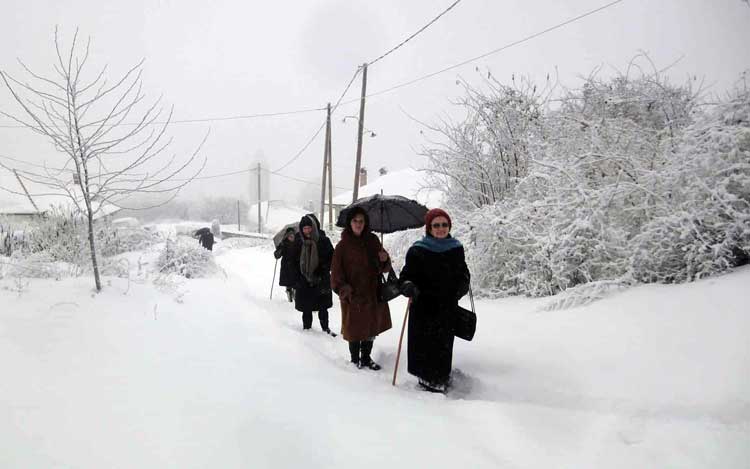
[0,184,121,220]
[331,168,444,208]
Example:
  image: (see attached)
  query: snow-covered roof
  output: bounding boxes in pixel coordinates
[0,186,121,220]
[331,168,444,208]
[247,200,309,234]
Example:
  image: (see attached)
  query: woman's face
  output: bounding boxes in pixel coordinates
[350,214,366,236]
[430,216,450,239]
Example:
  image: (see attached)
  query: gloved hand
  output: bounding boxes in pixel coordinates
[400,281,419,299]
[338,284,353,302]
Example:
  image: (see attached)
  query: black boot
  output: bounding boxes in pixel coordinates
[319,309,336,336]
[348,341,360,366]
[359,340,381,370]
[286,287,294,303]
[302,311,312,330]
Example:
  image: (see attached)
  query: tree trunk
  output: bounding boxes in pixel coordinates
[85,205,102,292]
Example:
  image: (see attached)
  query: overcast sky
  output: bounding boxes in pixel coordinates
[1,0,748,206]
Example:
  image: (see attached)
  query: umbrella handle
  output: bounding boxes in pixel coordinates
[392,298,411,386]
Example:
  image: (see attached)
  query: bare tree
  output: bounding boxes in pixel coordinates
[0,28,207,291]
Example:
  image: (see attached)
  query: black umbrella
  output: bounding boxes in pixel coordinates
[336,194,428,234]
[193,227,211,238]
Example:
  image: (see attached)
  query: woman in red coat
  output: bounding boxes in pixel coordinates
[331,207,392,369]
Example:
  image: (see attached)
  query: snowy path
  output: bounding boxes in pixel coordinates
[1,244,749,468]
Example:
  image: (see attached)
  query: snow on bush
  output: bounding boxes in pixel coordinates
[155,237,218,278]
[630,82,750,282]
[1,210,161,280]
[422,61,749,299]
[0,251,80,280]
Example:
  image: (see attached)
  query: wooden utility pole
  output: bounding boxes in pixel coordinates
[320,103,331,226]
[327,106,334,232]
[352,63,368,203]
[257,162,262,233]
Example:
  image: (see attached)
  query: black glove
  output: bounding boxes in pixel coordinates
[400,281,419,299]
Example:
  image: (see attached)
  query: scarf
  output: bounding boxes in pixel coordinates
[300,217,320,283]
[412,235,462,253]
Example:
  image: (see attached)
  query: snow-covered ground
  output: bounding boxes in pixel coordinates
[1,240,749,468]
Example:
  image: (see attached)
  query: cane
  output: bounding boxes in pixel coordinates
[392,298,412,386]
[269,258,278,300]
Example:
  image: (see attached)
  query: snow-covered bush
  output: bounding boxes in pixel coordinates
[629,79,750,282]
[383,228,424,273]
[0,222,28,257]
[1,251,80,279]
[422,61,748,298]
[155,237,217,278]
[21,209,91,269]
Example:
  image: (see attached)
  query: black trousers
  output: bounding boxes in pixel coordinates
[302,309,329,330]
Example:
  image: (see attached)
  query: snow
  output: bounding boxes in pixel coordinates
[0,187,121,220]
[1,237,749,468]
[332,168,444,208]
[246,199,309,234]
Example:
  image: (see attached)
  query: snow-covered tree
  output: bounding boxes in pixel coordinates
[420,60,749,297]
[0,28,207,291]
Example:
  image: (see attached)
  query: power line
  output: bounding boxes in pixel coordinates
[368,0,463,67]
[0,105,326,129]
[266,168,349,191]
[331,68,362,114]
[1,152,349,190]
[269,119,327,173]
[342,0,627,105]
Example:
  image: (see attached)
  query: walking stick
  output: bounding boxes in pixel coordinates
[392,298,412,386]
[269,258,278,300]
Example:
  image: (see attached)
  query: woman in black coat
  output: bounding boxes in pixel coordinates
[274,227,297,302]
[289,214,335,334]
[399,208,470,393]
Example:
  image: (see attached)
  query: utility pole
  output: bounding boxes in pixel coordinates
[320,103,331,226]
[327,105,334,232]
[257,162,262,233]
[352,63,368,203]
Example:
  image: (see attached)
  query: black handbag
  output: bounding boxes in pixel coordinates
[454,285,477,341]
[378,268,402,303]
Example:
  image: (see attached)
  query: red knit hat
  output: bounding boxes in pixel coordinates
[425,208,452,235]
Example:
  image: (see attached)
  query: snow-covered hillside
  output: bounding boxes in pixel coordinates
[1,240,748,468]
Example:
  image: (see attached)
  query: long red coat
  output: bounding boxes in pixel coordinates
[331,230,392,341]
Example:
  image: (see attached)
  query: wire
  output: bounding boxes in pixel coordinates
[0,153,66,171]
[266,169,349,191]
[269,119,327,173]
[0,105,326,129]
[368,0,463,67]
[342,0,626,105]
[1,151,348,190]
[331,68,362,114]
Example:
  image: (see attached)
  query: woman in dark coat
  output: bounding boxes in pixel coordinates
[331,207,392,370]
[399,208,470,392]
[274,227,297,302]
[289,215,335,334]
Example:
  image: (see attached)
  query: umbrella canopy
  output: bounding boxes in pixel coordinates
[336,194,428,234]
[193,227,211,238]
[273,222,299,248]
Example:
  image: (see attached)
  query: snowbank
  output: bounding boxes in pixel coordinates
[0,244,748,468]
